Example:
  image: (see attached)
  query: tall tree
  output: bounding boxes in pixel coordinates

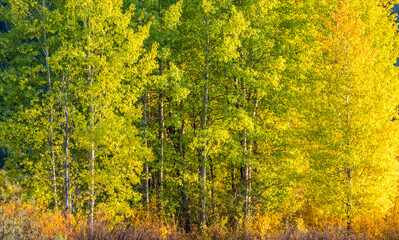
[48,0,156,221]
[301,0,399,232]
[180,0,250,228]
[0,0,65,208]
[40,0,58,210]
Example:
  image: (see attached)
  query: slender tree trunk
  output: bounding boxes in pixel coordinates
[199,14,210,229]
[343,41,353,235]
[50,111,57,210]
[238,79,250,223]
[242,127,249,219]
[179,119,190,232]
[63,72,71,215]
[345,167,352,233]
[137,4,149,209]
[142,162,149,211]
[158,58,164,209]
[41,0,57,210]
[241,82,249,221]
[210,158,215,223]
[88,72,95,228]
[247,96,258,219]
[229,163,238,230]
[57,67,72,240]
[232,167,237,199]
[142,93,149,211]
[345,97,352,234]
[84,9,96,232]
[227,78,239,230]
[344,92,353,234]
[137,5,150,207]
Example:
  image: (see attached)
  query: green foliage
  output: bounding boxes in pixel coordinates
[0,0,399,236]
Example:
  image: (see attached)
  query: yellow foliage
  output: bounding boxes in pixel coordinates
[245,209,282,236]
[0,201,75,239]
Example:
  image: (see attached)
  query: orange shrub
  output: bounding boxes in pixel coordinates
[0,201,74,239]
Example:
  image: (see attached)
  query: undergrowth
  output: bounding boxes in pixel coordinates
[0,200,398,239]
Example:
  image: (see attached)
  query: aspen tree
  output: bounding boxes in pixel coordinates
[302,0,399,232]
[0,0,64,208]
[52,0,156,220]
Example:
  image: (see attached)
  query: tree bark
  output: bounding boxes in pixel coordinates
[88,71,95,228]
[343,42,353,235]
[179,119,190,232]
[210,157,215,223]
[247,96,258,217]
[84,9,96,233]
[142,93,149,211]
[64,72,71,215]
[41,0,57,210]
[158,58,164,209]
[199,14,210,229]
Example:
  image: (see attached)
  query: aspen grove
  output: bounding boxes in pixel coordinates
[1,0,399,239]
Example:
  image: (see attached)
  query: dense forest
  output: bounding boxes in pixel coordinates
[1,0,399,239]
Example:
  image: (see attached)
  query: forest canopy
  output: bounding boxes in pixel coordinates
[1,0,399,239]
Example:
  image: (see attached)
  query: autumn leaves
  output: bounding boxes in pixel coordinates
[0,0,399,235]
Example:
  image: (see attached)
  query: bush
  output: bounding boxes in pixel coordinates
[0,201,72,240]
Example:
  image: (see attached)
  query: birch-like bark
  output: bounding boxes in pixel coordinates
[158,58,164,208]
[199,14,210,229]
[41,0,57,210]
[247,95,258,215]
[60,69,71,215]
[179,119,190,232]
[83,8,96,231]
[88,69,95,228]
